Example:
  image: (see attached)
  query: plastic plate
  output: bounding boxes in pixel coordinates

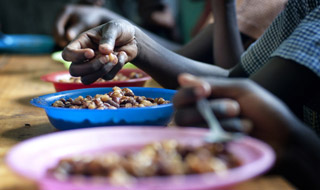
[6,127,275,190]
[41,69,151,92]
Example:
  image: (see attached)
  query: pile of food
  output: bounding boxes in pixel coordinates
[49,140,241,184]
[52,86,170,109]
[58,72,144,83]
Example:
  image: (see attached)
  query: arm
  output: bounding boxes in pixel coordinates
[229,56,320,119]
[175,0,244,66]
[175,24,214,64]
[54,4,180,50]
[276,122,320,190]
[133,27,228,89]
[173,74,320,189]
[249,57,320,119]
[62,20,229,89]
[211,0,244,68]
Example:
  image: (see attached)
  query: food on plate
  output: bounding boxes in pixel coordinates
[58,72,144,83]
[52,86,170,109]
[48,140,241,184]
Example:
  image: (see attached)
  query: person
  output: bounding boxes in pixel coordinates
[54,0,181,50]
[173,73,320,189]
[61,0,320,132]
[54,0,287,55]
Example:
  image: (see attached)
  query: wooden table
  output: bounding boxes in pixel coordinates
[0,55,295,190]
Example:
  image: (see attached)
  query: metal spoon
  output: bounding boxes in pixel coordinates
[197,98,242,143]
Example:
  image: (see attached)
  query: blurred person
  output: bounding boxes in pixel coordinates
[54,0,181,49]
[0,0,180,50]
[137,0,181,43]
[61,0,320,134]
[173,73,320,190]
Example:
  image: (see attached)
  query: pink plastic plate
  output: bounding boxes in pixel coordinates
[6,127,275,190]
[41,69,151,92]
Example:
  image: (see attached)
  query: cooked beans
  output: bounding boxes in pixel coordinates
[52,87,170,109]
[49,140,241,184]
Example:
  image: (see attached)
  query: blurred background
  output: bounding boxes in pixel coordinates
[0,0,206,54]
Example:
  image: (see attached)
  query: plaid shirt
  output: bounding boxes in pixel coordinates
[240,0,320,133]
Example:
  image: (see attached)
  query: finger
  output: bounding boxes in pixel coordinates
[66,23,88,41]
[99,20,136,55]
[178,73,211,97]
[62,33,96,62]
[200,77,252,99]
[173,87,198,108]
[69,55,109,77]
[174,107,203,127]
[101,51,127,80]
[81,62,116,85]
[117,51,128,65]
[220,118,253,133]
[174,99,240,126]
[114,41,137,61]
[99,22,120,54]
[210,99,240,117]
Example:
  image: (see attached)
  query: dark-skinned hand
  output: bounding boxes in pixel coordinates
[62,20,138,84]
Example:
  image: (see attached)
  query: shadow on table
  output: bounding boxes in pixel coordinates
[15,94,49,107]
[1,122,57,141]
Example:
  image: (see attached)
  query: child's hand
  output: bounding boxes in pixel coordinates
[62,20,138,84]
[174,73,295,156]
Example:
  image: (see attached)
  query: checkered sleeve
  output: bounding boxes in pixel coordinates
[240,0,320,76]
[271,6,320,77]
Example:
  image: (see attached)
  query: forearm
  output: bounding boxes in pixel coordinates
[211,0,243,68]
[141,29,181,51]
[175,24,214,63]
[133,27,229,89]
[249,57,320,118]
[276,121,320,189]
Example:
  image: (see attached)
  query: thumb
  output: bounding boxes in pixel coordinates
[178,73,211,98]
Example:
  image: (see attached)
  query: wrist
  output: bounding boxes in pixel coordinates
[132,26,150,65]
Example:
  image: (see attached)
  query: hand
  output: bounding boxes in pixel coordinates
[62,20,138,84]
[174,74,297,156]
[54,5,115,47]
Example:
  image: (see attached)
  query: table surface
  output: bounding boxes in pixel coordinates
[0,55,295,190]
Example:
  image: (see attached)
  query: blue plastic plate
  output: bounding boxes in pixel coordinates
[0,34,54,54]
[30,87,176,130]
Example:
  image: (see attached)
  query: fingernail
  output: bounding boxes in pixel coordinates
[67,30,76,40]
[194,86,207,97]
[84,51,94,59]
[227,101,240,116]
[180,73,197,83]
[99,55,109,64]
[179,73,211,97]
[211,100,240,116]
[99,44,112,54]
